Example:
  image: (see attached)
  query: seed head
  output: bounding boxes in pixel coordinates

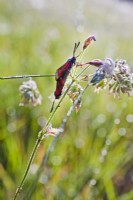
[67,82,83,112]
[19,79,42,107]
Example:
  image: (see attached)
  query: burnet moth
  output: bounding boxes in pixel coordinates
[50,42,80,112]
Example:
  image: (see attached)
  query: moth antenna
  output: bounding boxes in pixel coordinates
[50,99,55,113]
[73,42,80,57]
[73,43,76,57]
[77,42,80,49]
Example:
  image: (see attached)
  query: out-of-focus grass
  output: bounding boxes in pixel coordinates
[0,0,133,199]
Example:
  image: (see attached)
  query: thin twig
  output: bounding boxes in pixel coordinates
[0,74,55,80]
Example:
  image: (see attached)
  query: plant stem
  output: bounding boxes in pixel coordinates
[24,80,91,200]
[0,74,55,80]
[13,80,74,200]
[23,135,59,200]
[13,138,42,200]
[13,65,90,200]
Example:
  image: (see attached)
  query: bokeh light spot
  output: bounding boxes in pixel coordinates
[97,127,107,138]
[114,118,120,124]
[118,128,126,136]
[51,155,62,166]
[126,114,133,123]
[96,114,106,123]
[106,102,116,113]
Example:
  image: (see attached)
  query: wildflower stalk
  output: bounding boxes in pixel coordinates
[0,74,55,80]
[24,80,91,200]
[13,138,42,200]
[13,65,90,200]
[23,135,59,200]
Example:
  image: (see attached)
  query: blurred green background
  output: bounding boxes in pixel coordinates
[0,0,133,199]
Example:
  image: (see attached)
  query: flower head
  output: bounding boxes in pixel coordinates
[115,59,130,75]
[90,58,115,85]
[108,59,133,97]
[92,59,133,97]
[90,58,133,97]
[109,73,133,97]
[19,79,42,107]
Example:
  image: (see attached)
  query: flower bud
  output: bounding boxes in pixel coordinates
[83,35,96,50]
[88,59,104,67]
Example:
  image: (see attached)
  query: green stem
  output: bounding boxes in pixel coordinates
[23,135,59,200]
[24,81,91,200]
[13,65,90,200]
[13,81,74,200]
[0,74,55,80]
[13,137,42,200]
